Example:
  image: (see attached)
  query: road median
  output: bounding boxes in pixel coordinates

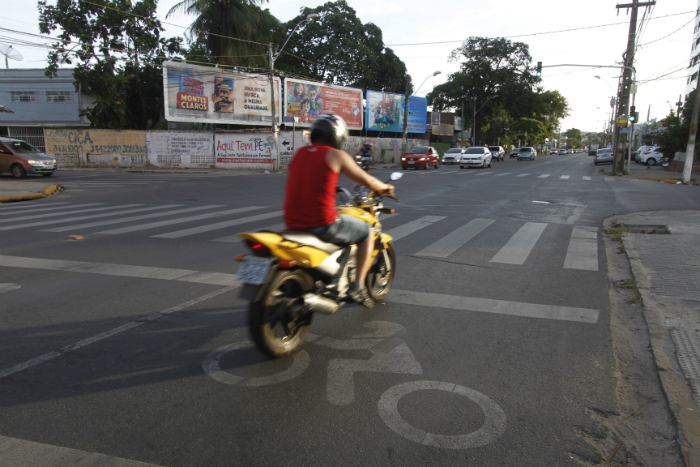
[0,184,64,203]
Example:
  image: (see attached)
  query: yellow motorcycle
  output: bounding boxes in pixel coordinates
[236,173,402,357]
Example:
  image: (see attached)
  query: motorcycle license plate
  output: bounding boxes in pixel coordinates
[237,256,273,285]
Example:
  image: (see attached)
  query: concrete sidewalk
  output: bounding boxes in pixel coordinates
[608,210,700,465]
[593,156,699,185]
[0,180,63,203]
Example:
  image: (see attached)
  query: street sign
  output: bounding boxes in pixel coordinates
[616,115,629,127]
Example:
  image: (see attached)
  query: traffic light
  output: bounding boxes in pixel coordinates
[629,106,636,123]
[536,62,542,77]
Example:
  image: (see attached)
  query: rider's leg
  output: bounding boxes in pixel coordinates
[354,234,374,285]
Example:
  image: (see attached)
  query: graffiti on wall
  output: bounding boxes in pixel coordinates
[45,129,147,166]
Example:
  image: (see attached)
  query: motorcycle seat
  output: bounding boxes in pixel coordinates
[279,231,344,255]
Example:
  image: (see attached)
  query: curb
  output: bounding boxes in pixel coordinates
[0,184,64,203]
[638,176,682,184]
[609,216,700,466]
[124,170,210,174]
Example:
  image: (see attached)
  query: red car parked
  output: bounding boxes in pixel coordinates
[401,146,440,170]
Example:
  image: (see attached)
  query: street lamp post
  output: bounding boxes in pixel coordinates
[268,13,319,171]
[471,95,498,146]
[402,71,440,160]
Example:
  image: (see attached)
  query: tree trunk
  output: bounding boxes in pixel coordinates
[133,50,148,130]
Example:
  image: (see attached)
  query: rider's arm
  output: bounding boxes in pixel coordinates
[326,149,393,193]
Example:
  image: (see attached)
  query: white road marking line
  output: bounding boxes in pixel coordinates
[516,173,530,177]
[0,254,240,286]
[152,211,282,238]
[41,205,225,232]
[605,177,615,181]
[212,222,289,242]
[415,218,494,258]
[494,173,510,176]
[630,179,639,182]
[537,174,550,178]
[434,171,459,175]
[0,286,236,380]
[489,222,548,265]
[564,226,599,271]
[96,206,266,235]
[0,283,21,293]
[390,290,599,323]
[0,205,171,231]
[0,204,143,223]
[474,172,493,176]
[559,175,570,179]
[582,176,591,180]
[0,202,72,211]
[386,215,445,241]
[0,203,104,215]
[0,435,166,467]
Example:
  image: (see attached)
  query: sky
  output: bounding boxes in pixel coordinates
[2,0,696,133]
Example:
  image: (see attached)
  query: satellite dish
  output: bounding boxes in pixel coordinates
[0,43,23,69]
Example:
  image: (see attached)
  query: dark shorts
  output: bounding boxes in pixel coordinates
[307,214,370,246]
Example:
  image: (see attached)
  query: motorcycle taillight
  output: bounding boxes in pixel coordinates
[245,240,271,255]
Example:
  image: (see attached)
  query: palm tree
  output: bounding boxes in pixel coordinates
[166,0,279,68]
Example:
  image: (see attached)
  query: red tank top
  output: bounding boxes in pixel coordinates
[284,144,340,230]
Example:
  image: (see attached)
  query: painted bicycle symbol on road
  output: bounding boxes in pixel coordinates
[203,321,506,449]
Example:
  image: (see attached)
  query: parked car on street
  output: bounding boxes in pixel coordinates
[518,147,537,161]
[550,149,558,155]
[488,146,505,161]
[442,147,466,165]
[0,137,57,178]
[593,148,613,165]
[402,146,440,170]
[509,148,520,158]
[558,149,566,155]
[460,146,492,169]
[636,146,663,166]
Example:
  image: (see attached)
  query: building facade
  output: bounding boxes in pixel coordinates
[686,4,700,96]
[0,68,91,151]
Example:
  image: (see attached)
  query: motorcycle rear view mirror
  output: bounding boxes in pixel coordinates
[390,172,403,181]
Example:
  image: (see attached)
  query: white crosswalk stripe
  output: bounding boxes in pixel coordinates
[559,175,570,179]
[96,206,266,235]
[386,215,445,241]
[494,173,510,176]
[0,203,105,215]
[474,172,493,176]
[538,174,550,178]
[582,176,591,180]
[0,204,137,223]
[490,222,548,265]
[41,205,223,232]
[416,218,494,258]
[564,226,598,271]
[0,205,168,231]
[152,211,282,239]
[516,173,530,177]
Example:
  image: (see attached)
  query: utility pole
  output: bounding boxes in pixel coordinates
[461,99,465,146]
[683,81,700,183]
[472,97,476,146]
[613,0,655,174]
[676,95,683,118]
[268,43,279,171]
[401,77,411,159]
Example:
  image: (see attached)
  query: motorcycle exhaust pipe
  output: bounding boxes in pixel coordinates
[302,293,342,315]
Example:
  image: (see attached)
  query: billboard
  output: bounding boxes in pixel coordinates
[432,124,454,136]
[284,78,363,129]
[365,91,428,133]
[162,61,282,126]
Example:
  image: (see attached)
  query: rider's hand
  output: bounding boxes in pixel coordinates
[379,184,395,197]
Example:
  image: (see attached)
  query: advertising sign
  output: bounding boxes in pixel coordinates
[146,131,214,167]
[432,124,454,136]
[364,92,428,133]
[454,116,462,132]
[45,129,147,157]
[431,112,441,126]
[284,78,363,129]
[215,133,276,169]
[162,61,282,126]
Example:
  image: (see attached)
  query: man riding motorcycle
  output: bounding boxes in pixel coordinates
[283,113,394,308]
[357,141,372,171]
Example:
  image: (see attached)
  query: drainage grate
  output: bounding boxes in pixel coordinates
[670,329,700,394]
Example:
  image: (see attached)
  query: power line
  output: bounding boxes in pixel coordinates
[638,16,694,47]
[384,10,694,47]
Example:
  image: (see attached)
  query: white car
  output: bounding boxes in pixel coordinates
[488,146,505,161]
[637,146,663,166]
[460,146,493,169]
[442,147,466,165]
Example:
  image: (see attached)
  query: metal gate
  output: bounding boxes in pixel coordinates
[6,127,46,152]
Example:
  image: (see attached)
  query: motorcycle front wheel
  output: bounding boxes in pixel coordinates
[249,269,314,358]
[366,243,396,301]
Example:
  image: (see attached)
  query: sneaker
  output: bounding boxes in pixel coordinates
[348,283,375,309]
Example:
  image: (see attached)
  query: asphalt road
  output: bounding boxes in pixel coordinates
[1,154,699,466]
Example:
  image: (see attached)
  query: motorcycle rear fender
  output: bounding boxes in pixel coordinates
[239,232,331,268]
[239,262,279,303]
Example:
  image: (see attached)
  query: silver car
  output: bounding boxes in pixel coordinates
[488,146,505,161]
[594,148,613,165]
[517,147,537,161]
[460,147,493,169]
[442,147,466,165]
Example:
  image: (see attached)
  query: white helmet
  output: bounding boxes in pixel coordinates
[310,113,349,149]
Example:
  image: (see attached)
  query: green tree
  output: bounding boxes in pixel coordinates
[166,0,280,69]
[428,37,541,145]
[653,91,698,160]
[39,0,183,129]
[273,0,411,94]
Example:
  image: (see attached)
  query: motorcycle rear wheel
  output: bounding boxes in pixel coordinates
[249,269,314,358]
[366,243,396,301]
